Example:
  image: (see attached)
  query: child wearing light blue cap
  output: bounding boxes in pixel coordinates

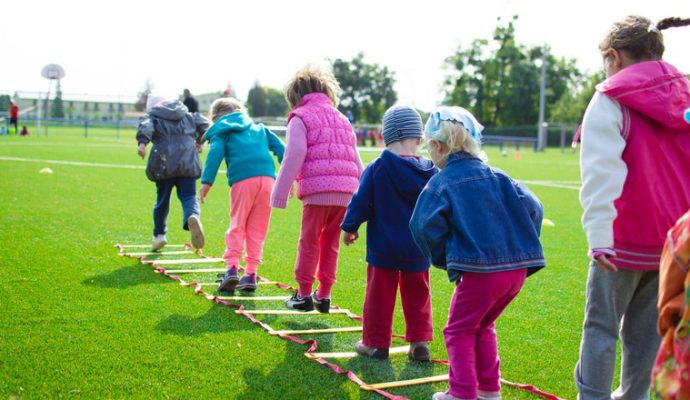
[410,106,545,400]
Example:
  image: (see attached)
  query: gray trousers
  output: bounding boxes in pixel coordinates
[574,264,660,400]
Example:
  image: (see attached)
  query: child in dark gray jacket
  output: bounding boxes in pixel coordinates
[136,95,209,251]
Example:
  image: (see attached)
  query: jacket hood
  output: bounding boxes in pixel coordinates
[380,149,436,197]
[597,61,690,130]
[149,100,188,121]
[205,112,253,139]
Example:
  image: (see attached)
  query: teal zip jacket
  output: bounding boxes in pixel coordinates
[201,112,285,186]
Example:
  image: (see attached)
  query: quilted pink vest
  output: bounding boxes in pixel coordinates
[288,93,360,198]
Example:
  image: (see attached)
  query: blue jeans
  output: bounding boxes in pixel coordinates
[153,177,200,236]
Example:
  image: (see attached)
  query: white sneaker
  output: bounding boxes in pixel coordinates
[151,234,167,251]
[187,215,204,249]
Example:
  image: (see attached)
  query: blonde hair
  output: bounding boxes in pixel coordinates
[599,16,690,61]
[209,97,244,122]
[429,121,486,166]
[284,64,340,108]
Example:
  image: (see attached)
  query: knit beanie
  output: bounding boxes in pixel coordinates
[381,105,423,146]
[146,95,166,112]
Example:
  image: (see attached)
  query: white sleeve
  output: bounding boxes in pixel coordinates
[579,92,627,250]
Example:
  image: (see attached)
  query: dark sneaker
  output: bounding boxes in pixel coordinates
[312,291,330,313]
[284,292,314,312]
[237,273,257,292]
[218,266,239,292]
[355,340,389,359]
[408,341,430,362]
[187,215,205,249]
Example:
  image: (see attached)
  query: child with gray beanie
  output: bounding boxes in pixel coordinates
[341,105,438,361]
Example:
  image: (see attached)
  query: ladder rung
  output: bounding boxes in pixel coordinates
[362,374,449,390]
[269,326,363,335]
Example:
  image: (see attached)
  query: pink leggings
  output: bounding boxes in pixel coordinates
[444,269,526,399]
[294,205,346,299]
[223,177,274,274]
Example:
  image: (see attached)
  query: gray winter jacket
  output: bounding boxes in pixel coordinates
[136,101,210,181]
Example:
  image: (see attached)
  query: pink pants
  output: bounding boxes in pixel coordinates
[362,265,433,348]
[444,269,526,400]
[295,205,346,298]
[223,177,274,274]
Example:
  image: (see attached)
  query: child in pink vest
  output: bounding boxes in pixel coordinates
[576,16,690,400]
[271,64,363,312]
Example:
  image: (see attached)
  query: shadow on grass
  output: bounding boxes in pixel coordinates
[157,305,258,336]
[82,261,167,288]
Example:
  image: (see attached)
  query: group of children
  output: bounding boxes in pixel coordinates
[135,14,690,400]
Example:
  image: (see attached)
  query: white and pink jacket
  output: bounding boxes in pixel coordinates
[580,61,690,270]
[271,93,362,208]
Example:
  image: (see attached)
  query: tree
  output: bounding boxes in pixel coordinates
[442,16,582,127]
[0,95,10,112]
[51,80,65,118]
[246,82,268,117]
[134,79,154,112]
[550,71,605,123]
[332,53,397,123]
[265,87,288,117]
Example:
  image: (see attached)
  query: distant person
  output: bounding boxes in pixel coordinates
[182,89,199,113]
[575,16,690,400]
[136,95,210,251]
[9,101,19,135]
[341,105,437,361]
[410,106,545,400]
[201,97,285,293]
[20,126,29,136]
[271,64,363,312]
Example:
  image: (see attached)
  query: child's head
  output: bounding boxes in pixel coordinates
[284,64,340,108]
[599,16,690,76]
[424,106,484,168]
[146,95,166,112]
[209,97,244,122]
[381,105,423,148]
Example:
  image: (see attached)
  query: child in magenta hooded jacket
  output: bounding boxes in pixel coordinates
[271,64,363,313]
[575,15,690,400]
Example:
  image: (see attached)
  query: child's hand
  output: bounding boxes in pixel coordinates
[342,231,359,246]
[594,255,618,272]
[289,183,296,199]
[137,143,147,159]
[200,183,212,204]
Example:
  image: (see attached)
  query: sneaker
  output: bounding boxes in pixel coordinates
[408,341,430,362]
[284,292,314,312]
[236,273,257,292]
[151,234,167,251]
[218,266,239,292]
[477,390,501,400]
[432,392,461,400]
[187,215,204,249]
[354,340,389,359]
[312,291,331,313]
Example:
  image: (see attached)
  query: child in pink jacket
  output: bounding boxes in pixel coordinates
[271,64,363,312]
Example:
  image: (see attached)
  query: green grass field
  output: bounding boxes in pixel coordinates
[0,127,592,399]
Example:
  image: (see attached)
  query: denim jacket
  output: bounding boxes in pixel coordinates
[410,152,545,282]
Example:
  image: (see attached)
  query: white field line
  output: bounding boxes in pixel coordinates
[521,180,580,190]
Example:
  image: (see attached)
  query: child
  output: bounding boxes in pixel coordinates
[20,126,29,136]
[341,105,437,361]
[271,64,363,312]
[575,16,690,400]
[200,97,285,292]
[409,106,545,400]
[136,95,209,251]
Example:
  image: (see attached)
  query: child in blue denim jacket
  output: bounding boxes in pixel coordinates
[410,106,545,400]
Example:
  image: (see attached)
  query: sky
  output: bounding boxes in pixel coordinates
[1,0,689,112]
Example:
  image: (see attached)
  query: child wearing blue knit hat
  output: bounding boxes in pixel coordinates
[410,106,545,400]
[341,105,438,361]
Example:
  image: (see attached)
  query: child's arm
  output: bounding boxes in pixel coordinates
[265,128,286,163]
[271,117,307,209]
[409,187,450,268]
[579,92,626,269]
[340,163,375,243]
[199,129,225,203]
[514,181,544,236]
[136,117,154,159]
[193,113,211,145]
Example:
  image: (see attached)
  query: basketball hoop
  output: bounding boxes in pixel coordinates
[41,64,65,80]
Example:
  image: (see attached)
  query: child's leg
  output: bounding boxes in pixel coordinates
[223,179,256,268]
[243,177,274,275]
[574,265,641,400]
[362,265,399,348]
[153,179,175,236]
[615,270,660,400]
[444,270,525,400]
[314,206,346,299]
[399,270,433,343]
[175,177,200,230]
[295,205,327,297]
